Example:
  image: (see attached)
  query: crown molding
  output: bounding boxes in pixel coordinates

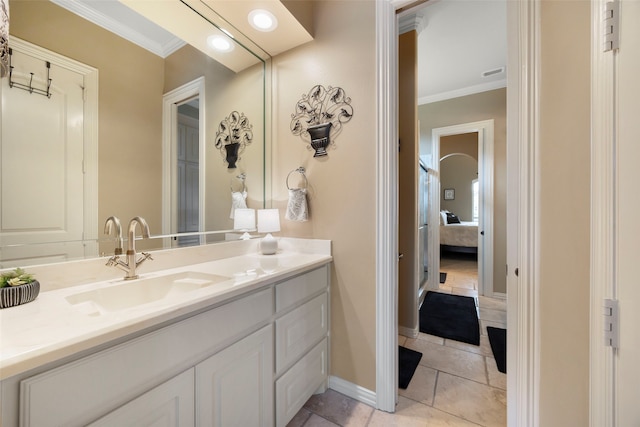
[419,79,507,105]
[51,0,185,58]
[398,14,426,35]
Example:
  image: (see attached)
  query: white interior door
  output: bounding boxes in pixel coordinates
[0,46,86,267]
[176,113,200,247]
[614,0,640,423]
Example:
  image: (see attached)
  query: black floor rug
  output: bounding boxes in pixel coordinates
[399,346,422,389]
[487,327,507,373]
[419,291,480,345]
[440,272,447,284]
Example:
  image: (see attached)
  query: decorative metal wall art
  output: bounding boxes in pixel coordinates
[215,111,253,169]
[1,0,9,78]
[290,85,354,157]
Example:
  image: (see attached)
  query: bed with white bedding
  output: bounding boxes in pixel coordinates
[440,221,479,253]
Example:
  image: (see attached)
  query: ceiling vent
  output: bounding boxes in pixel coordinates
[481,67,505,78]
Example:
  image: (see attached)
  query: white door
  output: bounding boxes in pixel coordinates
[614,0,640,423]
[176,113,199,247]
[0,46,86,266]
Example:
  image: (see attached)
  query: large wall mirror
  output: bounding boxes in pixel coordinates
[0,0,269,268]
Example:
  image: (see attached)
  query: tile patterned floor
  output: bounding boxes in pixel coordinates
[288,254,507,427]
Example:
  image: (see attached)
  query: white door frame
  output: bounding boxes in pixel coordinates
[161,77,206,244]
[376,1,540,423]
[589,0,616,424]
[430,120,495,298]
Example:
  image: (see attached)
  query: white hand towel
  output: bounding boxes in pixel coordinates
[285,188,309,221]
[229,190,248,219]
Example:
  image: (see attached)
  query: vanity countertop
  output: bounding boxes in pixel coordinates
[0,246,332,381]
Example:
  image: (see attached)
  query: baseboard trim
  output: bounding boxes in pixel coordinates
[490,291,507,300]
[398,325,418,339]
[328,376,377,408]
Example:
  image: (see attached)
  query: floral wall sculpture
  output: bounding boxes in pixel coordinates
[215,111,253,169]
[290,85,354,157]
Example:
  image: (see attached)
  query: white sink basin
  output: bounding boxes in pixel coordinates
[65,272,230,315]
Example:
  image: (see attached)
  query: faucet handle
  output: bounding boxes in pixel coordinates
[105,255,119,267]
[141,252,153,261]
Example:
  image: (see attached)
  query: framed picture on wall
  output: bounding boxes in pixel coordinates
[444,188,455,200]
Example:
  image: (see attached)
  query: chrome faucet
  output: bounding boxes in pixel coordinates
[106,216,153,280]
[103,216,123,255]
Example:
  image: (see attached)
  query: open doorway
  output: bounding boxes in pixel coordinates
[393,0,507,422]
[439,134,480,297]
[175,99,201,247]
[428,121,496,298]
[162,77,206,247]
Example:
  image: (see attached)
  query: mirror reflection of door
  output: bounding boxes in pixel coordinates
[176,99,200,247]
[0,39,98,268]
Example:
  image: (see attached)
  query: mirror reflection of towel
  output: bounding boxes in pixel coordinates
[285,188,308,221]
[230,190,248,219]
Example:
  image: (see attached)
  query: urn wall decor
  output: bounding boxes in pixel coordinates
[215,111,253,169]
[290,85,354,157]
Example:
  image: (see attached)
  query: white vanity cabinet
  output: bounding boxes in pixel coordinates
[1,263,330,427]
[16,288,274,427]
[274,266,330,427]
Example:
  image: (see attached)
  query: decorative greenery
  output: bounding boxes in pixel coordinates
[0,268,36,288]
[290,85,354,144]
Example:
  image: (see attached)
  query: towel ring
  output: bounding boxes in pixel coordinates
[286,167,308,190]
[231,173,246,192]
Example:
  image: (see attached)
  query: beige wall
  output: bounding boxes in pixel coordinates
[440,155,477,221]
[538,0,590,424]
[419,89,507,293]
[398,30,420,333]
[271,0,377,390]
[440,133,478,220]
[440,132,479,160]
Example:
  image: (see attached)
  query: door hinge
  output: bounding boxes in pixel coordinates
[604,0,619,52]
[603,298,619,349]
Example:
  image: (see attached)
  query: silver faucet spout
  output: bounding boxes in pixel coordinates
[103,216,123,255]
[122,216,152,280]
[105,216,153,280]
[127,216,151,251]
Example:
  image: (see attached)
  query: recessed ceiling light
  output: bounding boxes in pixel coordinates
[248,9,278,32]
[207,35,234,52]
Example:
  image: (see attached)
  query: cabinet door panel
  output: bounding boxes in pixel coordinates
[89,369,194,427]
[276,339,328,427]
[196,325,273,427]
[276,293,327,373]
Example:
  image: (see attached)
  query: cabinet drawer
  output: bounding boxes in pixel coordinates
[19,288,272,427]
[275,266,328,313]
[275,339,328,427]
[275,293,327,373]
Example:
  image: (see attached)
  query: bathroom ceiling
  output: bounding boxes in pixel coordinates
[52,0,504,99]
[411,0,507,105]
[51,0,312,71]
